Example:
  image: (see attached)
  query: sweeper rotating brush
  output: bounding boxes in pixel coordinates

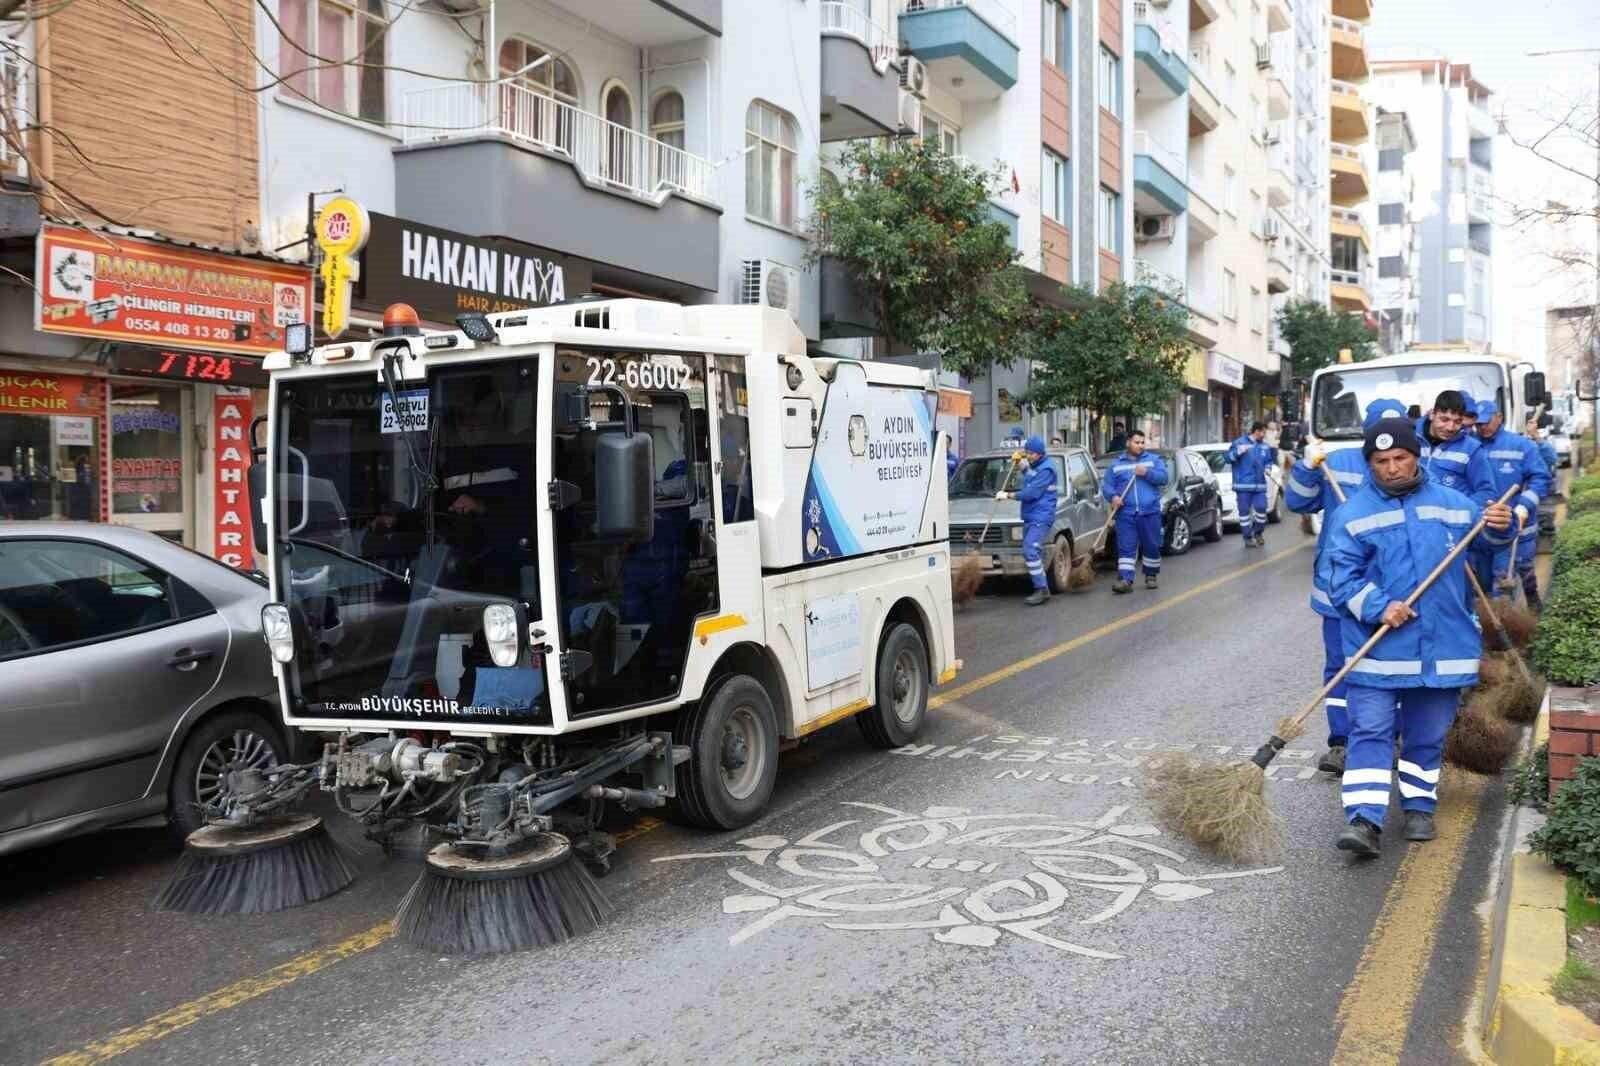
[156,814,356,915]
[395,832,610,955]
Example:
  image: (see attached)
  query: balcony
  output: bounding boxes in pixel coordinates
[1468,168,1493,222]
[1188,181,1220,242]
[1186,299,1221,348]
[541,0,721,41]
[1330,143,1370,206]
[1330,80,1369,143]
[1330,269,1371,313]
[1133,2,1189,100]
[1265,132,1292,208]
[396,82,721,293]
[1331,206,1371,252]
[900,0,1019,98]
[1190,0,1220,30]
[1264,41,1291,120]
[987,200,1020,251]
[1265,0,1291,33]
[820,2,901,141]
[1135,258,1184,299]
[1133,131,1189,216]
[1266,244,1291,294]
[820,255,878,338]
[1331,0,1371,18]
[1330,16,1368,81]
[1188,60,1221,134]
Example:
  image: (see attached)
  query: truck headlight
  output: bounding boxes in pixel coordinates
[1009,525,1024,542]
[261,602,295,663]
[483,603,520,667]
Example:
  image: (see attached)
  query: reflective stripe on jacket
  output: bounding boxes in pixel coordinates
[1100,452,1170,516]
[1415,418,1495,506]
[1477,427,1550,528]
[1226,435,1276,492]
[1284,446,1368,619]
[1016,458,1059,525]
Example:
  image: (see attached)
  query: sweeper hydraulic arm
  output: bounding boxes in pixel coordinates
[160,298,957,953]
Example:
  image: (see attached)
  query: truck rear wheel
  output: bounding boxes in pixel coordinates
[858,623,929,749]
[669,675,779,831]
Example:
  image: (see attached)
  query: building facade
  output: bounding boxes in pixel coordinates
[1328,0,1372,322]
[1372,106,1417,355]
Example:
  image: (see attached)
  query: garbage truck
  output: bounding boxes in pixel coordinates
[1308,349,1549,446]
[247,298,958,861]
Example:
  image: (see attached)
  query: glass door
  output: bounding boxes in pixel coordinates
[109,381,193,544]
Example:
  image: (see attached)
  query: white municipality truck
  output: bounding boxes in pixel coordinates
[249,299,957,858]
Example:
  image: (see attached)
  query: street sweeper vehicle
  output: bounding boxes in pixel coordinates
[1308,350,1550,444]
[158,298,957,953]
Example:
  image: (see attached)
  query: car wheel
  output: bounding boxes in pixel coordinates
[168,710,285,840]
[858,622,930,749]
[1166,513,1193,555]
[1267,491,1283,524]
[669,674,779,830]
[1046,534,1075,593]
[1202,509,1223,542]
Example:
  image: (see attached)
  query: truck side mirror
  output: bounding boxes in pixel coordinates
[594,429,654,541]
[247,461,268,556]
[1524,372,1548,410]
[1279,424,1302,453]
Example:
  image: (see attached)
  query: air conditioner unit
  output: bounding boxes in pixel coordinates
[897,89,923,134]
[1134,213,1176,242]
[899,57,929,98]
[1262,217,1281,240]
[740,259,802,325]
[1255,42,1272,69]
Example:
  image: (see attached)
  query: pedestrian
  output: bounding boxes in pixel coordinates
[1324,417,1514,857]
[1100,429,1169,593]
[1528,419,1560,474]
[1476,399,1550,608]
[1283,397,1408,775]
[1227,420,1276,548]
[1107,422,1128,454]
[994,434,1057,606]
[947,439,960,479]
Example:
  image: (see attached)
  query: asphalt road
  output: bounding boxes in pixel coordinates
[0,520,1516,1066]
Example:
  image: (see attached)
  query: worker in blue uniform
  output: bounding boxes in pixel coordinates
[1100,428,1170,594]
[1415,390,1495,505]
[1476,399,1551,609]
[1325,418,1514,857]
[995,435,1057,606]
[1284,396,1408,775]
[1227,420,1277,548]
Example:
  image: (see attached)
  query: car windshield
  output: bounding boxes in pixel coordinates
[1313,362,1506,439]
[950,457,1023,497]
[1197,450,1230,473]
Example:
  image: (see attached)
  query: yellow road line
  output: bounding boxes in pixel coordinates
[1329,769,1490,1065]
[931,541,1313,710]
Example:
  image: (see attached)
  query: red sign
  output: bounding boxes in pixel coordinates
[212,393,254,570]
[116,347,271,388]
[0,371,105,417]
[35,224,313,357]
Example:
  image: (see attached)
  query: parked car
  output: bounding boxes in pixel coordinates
[1548,430,1573,469]
[0,524,286,856]
[1188,442,1284,528]
[947,445,1111,592]
[1092,448,1224,555]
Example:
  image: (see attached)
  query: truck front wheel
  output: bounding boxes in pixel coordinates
[858,623,930,749]
[669,675,779,830]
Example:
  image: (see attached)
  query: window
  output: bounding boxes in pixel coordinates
[1042,0,1071,70]
[651,90,686,150]
[1098,186,1121,254]
[1378,202,1404,225]
[278,0,388,122]
[1378,148,1403,171]
[1223,269,1237,318]
[745,100,798,228]
[1098,47,1121,118]
[1223,166,1237,215]
[715,357,755,523]
[1472,260,1487,308]
[500,38,579,150]
[1378,255,1404,278]
[0,540,183,657]
[1223,62,1236,109]
[923,112,959,155]
[1042,148,1069,224]
[1331,234,1362,272]
[1250,191,1263,235]
[1066,453,1098,499]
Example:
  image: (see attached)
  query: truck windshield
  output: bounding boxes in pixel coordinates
[271,358,550,725]
[1313,363,1506,439]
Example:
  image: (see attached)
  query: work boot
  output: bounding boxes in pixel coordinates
[1317,745,1347,774]
[1403,811,1436,842]
[1144,575,1159,590]
[1336,818,1382,858]
[1253,534,1266,547]
[1112,579,1133,594]
[1024,588,1049,606]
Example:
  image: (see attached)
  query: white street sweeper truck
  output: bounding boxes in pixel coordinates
[158,297,958,952]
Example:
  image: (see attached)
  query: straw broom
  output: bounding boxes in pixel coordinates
[952,455,1021,607]
[1067,510,1115,590]
[1145,483,1521,862]
[1463,566,1543,724]
[1491,511,1541,644]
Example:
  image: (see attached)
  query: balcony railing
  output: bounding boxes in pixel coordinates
[821,1,899,70]
[901,0,1018,44]
[1331,142,1364,164]
[1332,206,1363,226]
[1330,15,1364,36]
[1331,268,1365,287]
[1133,130,1187,183]
[1331,78,1363,100]
[0,38,28,175]
[401,82,719,206]
[1134,258,1185,299]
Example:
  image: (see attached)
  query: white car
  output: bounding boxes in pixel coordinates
[1189,442,1283,529]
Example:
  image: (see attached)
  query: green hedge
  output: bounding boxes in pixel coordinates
[1531,757,1600,897]
[1572,488,1600,517]
[1553,511,1600,578]
[1570,473,1600,499]
[1533,563,1600,686]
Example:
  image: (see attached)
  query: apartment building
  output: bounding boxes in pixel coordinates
[1546,305,1595,401]
[1369,56,1496,350]
[1328,0,1372,322]
[1372,106,1417,354]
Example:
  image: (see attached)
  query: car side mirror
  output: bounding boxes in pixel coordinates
[247,461,268,556]
[594,428,654,541]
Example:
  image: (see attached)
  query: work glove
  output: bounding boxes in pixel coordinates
[1306,442,1328,467]
[1133,464,1149,477]
[1514,504,1530,525]
[995,491,1011,501]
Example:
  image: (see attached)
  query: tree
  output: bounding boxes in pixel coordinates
[1024,282,1191,453]
[1276,299,1377,378]
[809,139,1031,374]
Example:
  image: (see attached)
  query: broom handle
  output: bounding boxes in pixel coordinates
[1277,482,1521,736]
[1502,513,1525,586]
[1091,509,1116,552]
[1464,565,1539,687]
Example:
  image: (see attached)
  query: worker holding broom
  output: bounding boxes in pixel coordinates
[1325,418,1515,857]
[1416,390,1496,505]
[1475,399,1551,609]
[994,435,1058,606]
[1284,396,1409,776]
[1100,429,1169,594]
[1227,421,1277,548]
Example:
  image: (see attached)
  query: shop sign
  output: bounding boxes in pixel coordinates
[937,388,973,418]
[212,393,254,569]
[0,371,105,417]
[52,416,94,447]
[359,213,592,323]
[315,197,370,339]
[35,223,313,357]
[1183,351,1209,391]
[115,346,270,389]
[112,458,182,499]
[1206,352,1245,390]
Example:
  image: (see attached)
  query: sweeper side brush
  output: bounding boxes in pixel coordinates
[396,832,610,955]
[1144,483,1520,863]
[156,814,356,915]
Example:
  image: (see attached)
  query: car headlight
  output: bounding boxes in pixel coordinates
[261,602,295,664]
[483,603,521,668]
[1009,525,1024,542]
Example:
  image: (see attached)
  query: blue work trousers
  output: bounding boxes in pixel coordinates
[1341,684,1460,828]
[1321,616,1350,748]
[1236,490,1267,540]
[1115,511,1163,583]
[1022,521,1050,590]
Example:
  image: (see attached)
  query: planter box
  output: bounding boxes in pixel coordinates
[1549,685,1600,800]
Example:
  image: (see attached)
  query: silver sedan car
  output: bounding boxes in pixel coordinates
[0,524,286,856]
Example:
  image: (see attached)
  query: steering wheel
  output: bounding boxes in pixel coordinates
[0,603,38,651]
